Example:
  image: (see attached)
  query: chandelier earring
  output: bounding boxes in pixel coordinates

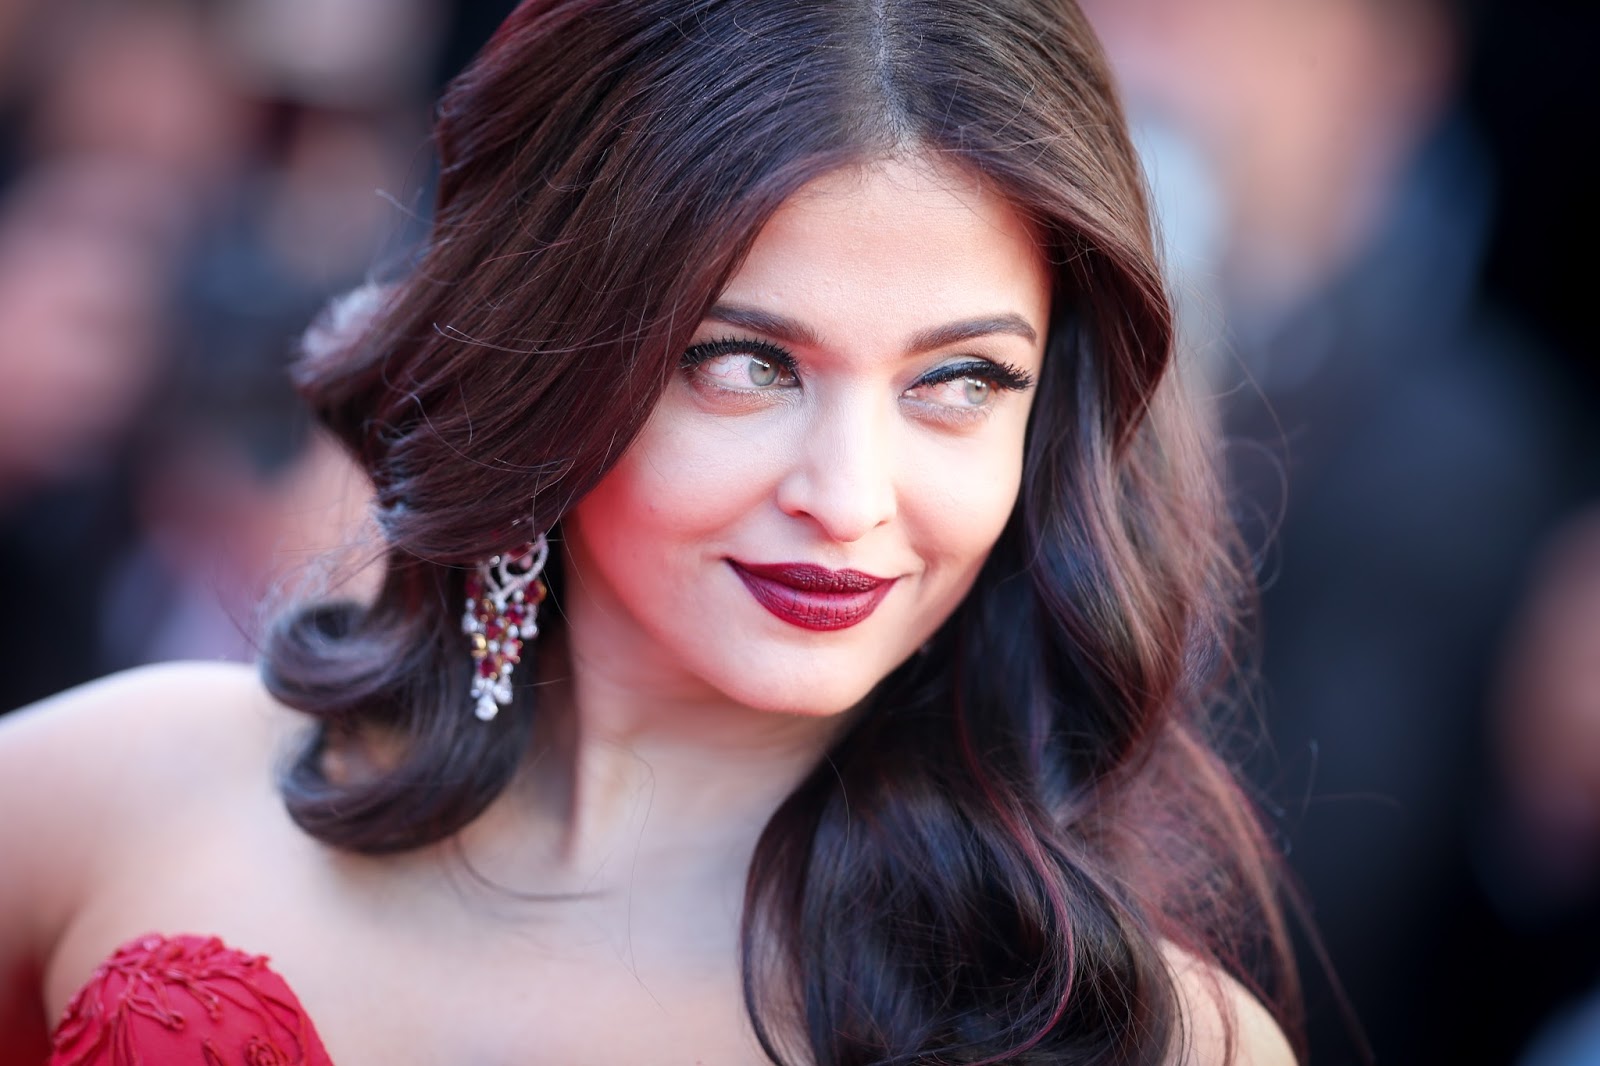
[462,533,549,721]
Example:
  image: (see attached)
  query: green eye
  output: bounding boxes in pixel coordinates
[748,356,780,387]
[962,378,990,405]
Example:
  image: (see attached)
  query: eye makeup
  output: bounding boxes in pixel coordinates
[681,336,799,376]
[911,359,1035,393]
[681,335,1035,398]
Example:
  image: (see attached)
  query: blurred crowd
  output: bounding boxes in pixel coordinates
[1082,0,1599,1061]
[0,0,1594,1063]
[0,0,517,704]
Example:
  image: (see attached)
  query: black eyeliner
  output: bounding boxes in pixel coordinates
[681,335,799,373]
[681,340,1034,394]
[914,359,1035,392]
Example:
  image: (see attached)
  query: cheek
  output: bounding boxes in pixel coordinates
[571,400,782,547]
[904,424,1027,566]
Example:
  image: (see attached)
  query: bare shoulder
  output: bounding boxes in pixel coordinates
[0,662,306,952]
[1161,942,1299,1066]
[0,660,298,799]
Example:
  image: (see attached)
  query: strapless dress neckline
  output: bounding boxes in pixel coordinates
[51,932,333,1065]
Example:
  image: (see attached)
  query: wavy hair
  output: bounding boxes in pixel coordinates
[262,1,1303,1062]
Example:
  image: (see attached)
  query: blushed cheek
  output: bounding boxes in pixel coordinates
[590,407,787,540]
[912,434,1026,562]
[958,478,1023,573]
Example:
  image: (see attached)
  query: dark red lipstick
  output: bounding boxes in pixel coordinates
[729,561,895,631]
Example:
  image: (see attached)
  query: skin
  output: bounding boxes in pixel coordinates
[553,156,1049,849]
[571,158,1048,719]
[0,155,1292,1064]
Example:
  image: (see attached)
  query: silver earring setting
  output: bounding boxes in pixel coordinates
[463,533,548,721]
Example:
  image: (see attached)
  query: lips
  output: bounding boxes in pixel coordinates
[729,561,896,631]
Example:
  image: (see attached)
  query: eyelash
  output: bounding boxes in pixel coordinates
[679,336,1036,395]
[681,337,800,379]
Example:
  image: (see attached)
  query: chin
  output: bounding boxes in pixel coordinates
[702,646,911,718]
[729,680,870,718]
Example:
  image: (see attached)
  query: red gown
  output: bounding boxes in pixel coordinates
[50,934,332,1065]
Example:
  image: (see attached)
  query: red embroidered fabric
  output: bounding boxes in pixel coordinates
[50,934,333,1066]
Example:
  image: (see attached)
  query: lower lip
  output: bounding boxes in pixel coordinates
[730,564,895,631]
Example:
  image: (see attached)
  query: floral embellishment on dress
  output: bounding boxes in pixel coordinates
[50,934,333,1066]
[244,1035,295,1066]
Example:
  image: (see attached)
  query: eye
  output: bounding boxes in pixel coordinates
[921,376,994,407]
[906,360,1034,411]
[681,337,799,392]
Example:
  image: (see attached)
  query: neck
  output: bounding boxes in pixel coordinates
[463,629,848,900]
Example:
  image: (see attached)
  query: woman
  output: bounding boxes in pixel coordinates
[0,0,1302,1062]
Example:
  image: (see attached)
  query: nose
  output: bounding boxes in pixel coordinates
[775,392,897,543]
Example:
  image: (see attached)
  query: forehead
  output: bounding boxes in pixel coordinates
[715,156,1052,345]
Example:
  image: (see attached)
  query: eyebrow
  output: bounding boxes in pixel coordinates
[705,303,1038,354]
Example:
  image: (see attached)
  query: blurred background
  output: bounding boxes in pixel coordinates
[0,0,1593,1062]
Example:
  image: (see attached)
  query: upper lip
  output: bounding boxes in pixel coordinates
[730,560,892,593]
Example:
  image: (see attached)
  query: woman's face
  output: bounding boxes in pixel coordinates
[564,157,1051,715]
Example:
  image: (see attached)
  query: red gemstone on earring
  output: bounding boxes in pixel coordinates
[465,532,547,721]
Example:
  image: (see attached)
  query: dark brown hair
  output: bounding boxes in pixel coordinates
[262,1,1303,1062]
